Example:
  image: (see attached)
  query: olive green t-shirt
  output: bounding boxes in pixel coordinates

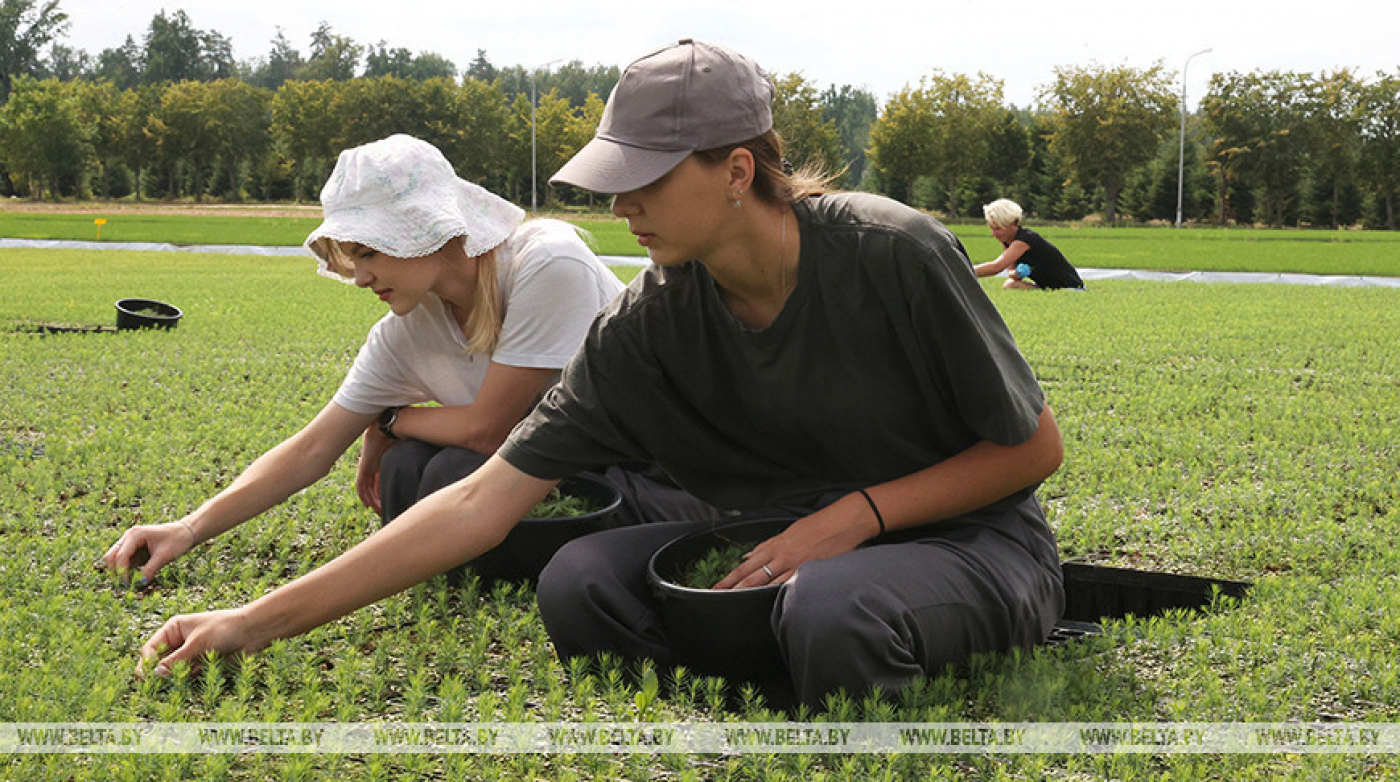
[499,192,1044,512]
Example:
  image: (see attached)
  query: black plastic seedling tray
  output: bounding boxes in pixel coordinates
[1041,619,1104,648]
[1060,561,1250,622]
[1044,561,1252,644]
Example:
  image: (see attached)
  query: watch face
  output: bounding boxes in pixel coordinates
[378,407,400,438]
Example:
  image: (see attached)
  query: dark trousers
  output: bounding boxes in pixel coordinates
[379,439,721,582]
[380,439,491,523]
[535,494,1064,707]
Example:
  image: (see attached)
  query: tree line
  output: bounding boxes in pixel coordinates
[869,65,1398,229]
[2,0,1397,228]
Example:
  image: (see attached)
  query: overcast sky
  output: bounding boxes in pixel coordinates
[60,0,1399,109]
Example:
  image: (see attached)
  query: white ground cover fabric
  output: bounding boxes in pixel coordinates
[3,238,1398,288]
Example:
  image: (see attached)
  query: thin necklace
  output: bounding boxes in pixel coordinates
[777,209,789,301]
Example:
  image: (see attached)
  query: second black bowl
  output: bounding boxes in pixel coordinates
[475,474,623,582]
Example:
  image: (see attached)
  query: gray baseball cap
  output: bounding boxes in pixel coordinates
[549,39,775,194]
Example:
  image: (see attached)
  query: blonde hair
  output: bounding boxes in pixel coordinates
[462,245,501,355]
[983,198,1024,228]
[316,236,503,356]
[313,236,358,279]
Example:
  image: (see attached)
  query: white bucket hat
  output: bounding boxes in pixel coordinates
[305,134,525,281]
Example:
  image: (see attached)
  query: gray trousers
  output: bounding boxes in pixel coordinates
[379,439,721,581]
[535,494,1063,707]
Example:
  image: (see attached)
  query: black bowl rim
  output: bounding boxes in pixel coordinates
[647,517,793,597]
[115,298,183,319]
[519,473,622,524]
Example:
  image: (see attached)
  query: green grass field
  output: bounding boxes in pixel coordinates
[4,207,1399,277]
[0,211,325,247]
[1,237,1397,779]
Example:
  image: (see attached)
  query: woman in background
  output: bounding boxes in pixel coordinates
[974,198,1083,290]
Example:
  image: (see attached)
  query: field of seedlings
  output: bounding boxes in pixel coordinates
[1,227,1397,779]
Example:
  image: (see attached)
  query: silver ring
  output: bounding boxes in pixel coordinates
[761,565,775,579]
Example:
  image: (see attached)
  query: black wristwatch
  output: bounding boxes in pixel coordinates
[377,406,403,439]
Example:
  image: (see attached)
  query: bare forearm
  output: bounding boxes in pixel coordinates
[239,457,554,646]
[973,257,1012,277]
[239,491,486,645]
[184,438,340,543]
[861,405,1063,535]
[975,240,1030,278]
[390,404,514,454]
[387,364,556,453]
[715,406,1063,590]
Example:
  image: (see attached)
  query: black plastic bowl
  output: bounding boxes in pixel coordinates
[482,474,623,582]
[115,298,182,330]
[647,517,794,680]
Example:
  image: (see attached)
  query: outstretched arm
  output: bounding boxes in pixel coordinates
[973,240,1030,278]
[140,455,557,673]
[104,401,374,583]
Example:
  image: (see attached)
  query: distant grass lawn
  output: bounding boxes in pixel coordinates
[4,205,1398,277]
[0,210,325,247]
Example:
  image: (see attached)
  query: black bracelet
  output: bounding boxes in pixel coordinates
[377,406,403,439]
[856,488,886,537]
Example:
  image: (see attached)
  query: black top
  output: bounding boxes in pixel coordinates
[1010,227,1082,289]
[500,193,1046,512]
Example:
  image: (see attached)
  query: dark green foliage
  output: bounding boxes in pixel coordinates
[678,543,751,589]
[526,487,600,519]
[0,0,68,101]
[4,5,1398,226]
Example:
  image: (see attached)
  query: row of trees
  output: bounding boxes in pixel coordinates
[0,73,601,206]
[871,66,1400,229]
[2,0,1398,227]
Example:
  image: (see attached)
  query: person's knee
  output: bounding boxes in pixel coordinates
[380,439,437,482]
[379,440,444,522]
[774,571,918,705]
[536,535,611,618]
[418,446,490,494]
[775,568,890,659]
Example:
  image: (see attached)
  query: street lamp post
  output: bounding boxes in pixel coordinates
[1176,47,1212,228]
[530,59,563,213]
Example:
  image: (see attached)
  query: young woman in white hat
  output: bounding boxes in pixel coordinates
[103,133,711,587]
[129,43,1064,708]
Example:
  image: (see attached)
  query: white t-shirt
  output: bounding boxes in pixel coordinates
[333,220,625,415]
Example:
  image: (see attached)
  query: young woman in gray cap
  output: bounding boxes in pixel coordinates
[130,42,1064,708]
[103,133,711,587]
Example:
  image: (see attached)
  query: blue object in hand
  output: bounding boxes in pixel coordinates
[1015,263,1032,279]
